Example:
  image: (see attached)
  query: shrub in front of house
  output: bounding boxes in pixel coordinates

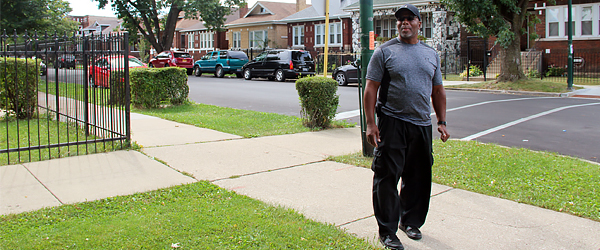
[130,67,188,109]
[0,58,39,119]
[295,76,339,129]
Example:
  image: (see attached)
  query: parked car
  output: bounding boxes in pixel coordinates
[331,64,359,86]
[148,50,194,75]
[242,49,315,82]
[193,50,249,78]
[88,55,147,88]
[57,55,77,69]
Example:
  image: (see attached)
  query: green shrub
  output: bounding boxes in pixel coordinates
[295,76,339,129]
[0,58,39,119]
[130,67,189,109]
[545,65,565,77]
[526,69,541,78]
[459,65,483,77]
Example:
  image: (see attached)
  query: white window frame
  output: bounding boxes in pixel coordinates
[315,22,342,47]
[232,32,241,49]
[188,32,195,49]
[421,13,432,39]
[249,30,268,49]
[545,4,600,39]
[292,25,304,46]
[198,31,214,50]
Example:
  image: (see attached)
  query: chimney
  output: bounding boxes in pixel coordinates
[296,0,307,12]
[239,5,249,18]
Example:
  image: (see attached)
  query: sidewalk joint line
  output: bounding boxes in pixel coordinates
[337,214,375,227]
[22,165,65,205]
[431,187,454,197]
[210,160,327,183]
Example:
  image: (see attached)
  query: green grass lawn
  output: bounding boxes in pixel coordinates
[0,181,373,249]
[38,80,113,105]
[447,78,583,93]
[132,102,353,138]
[328,140,600,222]
[0,115,122,166]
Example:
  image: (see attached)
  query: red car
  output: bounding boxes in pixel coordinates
[148,50,194,75]
[89,55,147,88]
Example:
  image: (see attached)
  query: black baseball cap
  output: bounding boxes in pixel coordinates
[395,4,421,21]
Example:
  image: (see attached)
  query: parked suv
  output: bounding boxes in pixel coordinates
[149,50,194,75]
[57,55,77,69]
[193,50,248,78]
[242,50,315,81]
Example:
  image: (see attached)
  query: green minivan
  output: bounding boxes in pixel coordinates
[193,50,249,78]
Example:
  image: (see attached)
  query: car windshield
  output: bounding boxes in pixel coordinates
[228,51,248,60]
[292,51,312,62]
[174,52,192,58]
[109,57,145,68]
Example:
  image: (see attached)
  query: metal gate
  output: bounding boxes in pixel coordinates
[1,31,131,166]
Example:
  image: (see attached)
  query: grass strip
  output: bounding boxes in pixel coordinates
[447,78,583,93]
[132,103,353,138]
[0,181,373,249]
[327,140,600,222]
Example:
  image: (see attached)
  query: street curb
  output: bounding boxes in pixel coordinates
[445,87,574,97]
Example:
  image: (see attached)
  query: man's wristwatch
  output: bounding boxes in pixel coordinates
[437,121,447,126]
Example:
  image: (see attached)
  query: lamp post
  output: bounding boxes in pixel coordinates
[567,0,574,90]
[358,0,374,156]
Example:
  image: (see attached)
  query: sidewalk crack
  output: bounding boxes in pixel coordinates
[22,165,64,205]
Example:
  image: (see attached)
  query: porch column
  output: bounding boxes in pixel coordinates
[432,10,447,54]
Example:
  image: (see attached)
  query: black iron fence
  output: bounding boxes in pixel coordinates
[1,30,131,166]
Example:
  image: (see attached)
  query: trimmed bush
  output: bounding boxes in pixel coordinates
[545,65,565,77]
[295,76,339,129]
[459,65,483,77]
[0,58,39,119]
[130,67,189,109]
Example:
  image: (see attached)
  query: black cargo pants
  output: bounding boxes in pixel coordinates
[372,113,433,237]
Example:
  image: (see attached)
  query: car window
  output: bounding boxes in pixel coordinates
[220,51,228,59]
[201,54,210,60]
[211,52,218,60]
[228,51,248,60]
[254,52,268,61]
[174,52,192,58]
[266,51,281,61]
[128,57,145,67]
[157,52,169,59]
[292,51,313,62]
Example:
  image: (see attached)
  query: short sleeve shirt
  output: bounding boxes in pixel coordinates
[366,38,442,126]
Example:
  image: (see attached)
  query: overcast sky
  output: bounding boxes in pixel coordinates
[65,0,309,17]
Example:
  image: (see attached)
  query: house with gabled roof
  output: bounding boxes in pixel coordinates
[225,1,300,50]
[178,9,243,60]
[281,0,357,54]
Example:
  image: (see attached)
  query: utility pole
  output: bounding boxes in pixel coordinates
[567,0,574,90]
[358,0,374,156]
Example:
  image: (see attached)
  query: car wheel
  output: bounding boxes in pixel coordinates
[235,73,243,78]
[187,68,193,75]
[149,63,154,68]
[194,66,202,77]
[335,72,348,86]
[243,68,252,80]
[215,66,224,78]
[275,69,285,82]
[89,75,97,88]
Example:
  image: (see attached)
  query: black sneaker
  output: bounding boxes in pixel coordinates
[399,224,422,240]
[379,234,404,250]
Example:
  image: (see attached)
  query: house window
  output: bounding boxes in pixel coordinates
[293,26,304,46]
[199,31,214,49]
[546,4,600,38]
[232,32,241,48]
[375,20,382,37]
[383,19,389,38]
[188,32,194,49]
[421,13,432,39]
[249,30,268,48]
[582,6,592,35]
[315,23,342,46]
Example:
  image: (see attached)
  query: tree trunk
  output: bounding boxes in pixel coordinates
[497,0,528,82]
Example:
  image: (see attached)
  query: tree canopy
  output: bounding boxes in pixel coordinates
[94,0,245,53]
[442,0,552,82]
[0,0,78,37]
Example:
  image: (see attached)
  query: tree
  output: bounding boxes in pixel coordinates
[0,0,78,37]
[443,0,551,82]
[94,0,245,53]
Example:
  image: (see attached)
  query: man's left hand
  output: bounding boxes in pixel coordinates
[438,125,450,142]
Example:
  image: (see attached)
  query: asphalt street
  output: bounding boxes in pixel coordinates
[187,75,600,163]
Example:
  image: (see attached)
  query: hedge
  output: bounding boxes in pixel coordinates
[0,58,40,119]
[130,67,189,109]
[295,76,339,129]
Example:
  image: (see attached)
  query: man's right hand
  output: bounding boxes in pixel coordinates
[366,123,380,147]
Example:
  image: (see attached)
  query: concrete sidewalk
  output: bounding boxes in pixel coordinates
[2,112,600,249]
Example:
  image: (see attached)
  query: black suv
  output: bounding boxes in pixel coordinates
[57,55,77,69]
[242,50,315,81]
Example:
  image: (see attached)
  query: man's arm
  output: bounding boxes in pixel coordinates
[364,79,381,147]
[431,84,450,142]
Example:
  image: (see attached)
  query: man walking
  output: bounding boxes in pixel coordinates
[363,4,450,250]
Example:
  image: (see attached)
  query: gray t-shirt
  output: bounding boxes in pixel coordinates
[366,37,442,126]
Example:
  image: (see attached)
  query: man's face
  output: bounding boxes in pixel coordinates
[396,10,421,40]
